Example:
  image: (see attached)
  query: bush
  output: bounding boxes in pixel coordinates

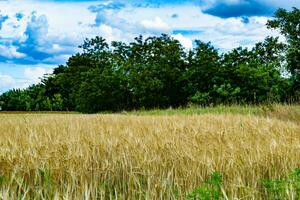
[186,172,223,200]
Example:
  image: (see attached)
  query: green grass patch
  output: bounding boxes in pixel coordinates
[127,104,266,116]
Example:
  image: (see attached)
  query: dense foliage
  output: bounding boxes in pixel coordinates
[0,8,299,113]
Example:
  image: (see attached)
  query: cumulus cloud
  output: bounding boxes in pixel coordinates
[0,45,26,59]
[172,33,193,49]
[0,64,55,93]
[200,16,276,51]
[0,73,15,90]
[17,13,52,62]
[0,14,9,29]
[89,2,171,40]
[24,66,53,84]
[141,17,170,33]
[0,11,79,65]
[89,2,129,28]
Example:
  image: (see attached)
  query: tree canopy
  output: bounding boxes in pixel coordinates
[267,7,300,96]
[0,8,299,113]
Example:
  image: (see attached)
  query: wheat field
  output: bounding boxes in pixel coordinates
[0,105,299,199]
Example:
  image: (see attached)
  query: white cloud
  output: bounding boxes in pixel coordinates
[172,34,193,49]
[0,73,15,89]
[0,45,26,59]
[0,63,56,92]
[96,24,124,42]
[0,0,281,55]
[141,17,170,33]
[24,67,53,84]
[199,16,278,51]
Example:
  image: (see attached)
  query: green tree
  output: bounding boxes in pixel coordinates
[219,40,288,104]
[0,26,296,112]
[184,41,221,105]
[267,8,300,99]
[128,34,187,109]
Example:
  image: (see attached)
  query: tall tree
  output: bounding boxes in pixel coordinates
[128,34,187,108]
[183,41,221,105]
[267,7,300,98]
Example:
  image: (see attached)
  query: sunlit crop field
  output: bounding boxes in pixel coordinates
[0,105,299,199]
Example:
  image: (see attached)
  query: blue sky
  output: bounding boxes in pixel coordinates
[0,0,299,93]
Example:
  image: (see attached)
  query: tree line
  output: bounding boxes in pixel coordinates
[0,8,299,113]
